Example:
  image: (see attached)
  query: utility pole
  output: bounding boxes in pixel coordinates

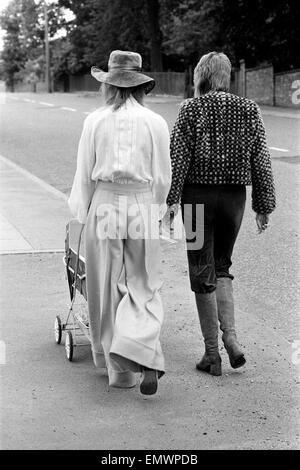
[44,1,51,93]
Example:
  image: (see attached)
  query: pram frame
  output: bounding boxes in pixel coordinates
[55,213,176,361]
[54,222,91,361]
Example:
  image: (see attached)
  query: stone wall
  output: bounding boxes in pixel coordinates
[7,66,300,109]
[275,70,300,108]
[245,65,274,105]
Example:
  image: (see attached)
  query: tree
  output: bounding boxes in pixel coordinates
[0,0,69,90]
[58,0,163,72]
[3,0,298,91]
[161,0,223,68]
[51,36,76,90]
[145,0,163,71]
[0,0,26,90]
[15,56,44,91]
[219,0,300,71]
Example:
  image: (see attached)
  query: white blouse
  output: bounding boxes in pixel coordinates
[68,97,172,224]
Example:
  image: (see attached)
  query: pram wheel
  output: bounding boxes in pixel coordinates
[54,316,62,344]
[65,331,74,361]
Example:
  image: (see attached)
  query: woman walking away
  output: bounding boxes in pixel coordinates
[167,52,275,376]
[68,50,171,395]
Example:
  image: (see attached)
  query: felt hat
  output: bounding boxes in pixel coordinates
[91,50,155,93]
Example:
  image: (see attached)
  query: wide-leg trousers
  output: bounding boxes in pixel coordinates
[85,181,165,388]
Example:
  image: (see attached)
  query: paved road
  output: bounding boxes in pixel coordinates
[0,92,299,194]
[0,91,299,450]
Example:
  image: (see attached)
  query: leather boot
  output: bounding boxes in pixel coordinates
[216,277,246,369]
[195,292,222,376]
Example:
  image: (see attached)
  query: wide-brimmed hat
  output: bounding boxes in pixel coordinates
[91,50,155,94]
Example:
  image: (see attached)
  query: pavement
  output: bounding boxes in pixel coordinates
[0,92,300,450]
[0,155,69,254]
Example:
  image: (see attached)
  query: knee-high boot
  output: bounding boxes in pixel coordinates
[195,292,222,376]
[216,277,246,369]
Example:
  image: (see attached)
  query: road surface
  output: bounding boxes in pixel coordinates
[0,91,299,450]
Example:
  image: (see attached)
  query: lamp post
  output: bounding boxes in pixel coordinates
[44,1,51,93]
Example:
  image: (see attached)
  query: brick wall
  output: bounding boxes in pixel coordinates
[275,70,300,108]
[245,65,274,105]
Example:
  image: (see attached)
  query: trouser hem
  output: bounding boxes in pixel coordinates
[110,336,165,377]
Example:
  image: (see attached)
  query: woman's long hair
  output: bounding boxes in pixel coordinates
[102,83,149,110]
[194,52,232,97]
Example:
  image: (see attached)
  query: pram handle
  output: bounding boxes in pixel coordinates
[70,224,85,303]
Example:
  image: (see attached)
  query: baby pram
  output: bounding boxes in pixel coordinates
[55,214,176,362]
[54,220,90,361]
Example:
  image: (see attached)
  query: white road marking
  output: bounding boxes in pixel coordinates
[262,109,300,119]
[39,101,54,107]
[61,106,77,112]
[0,341,6,365]
[0,154,68,202]
[24,98,36,103]
[0,248,65,255]
[83,111,91,115]
[269,146,289,152]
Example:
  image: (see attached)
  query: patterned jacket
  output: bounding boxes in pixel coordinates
[167,91,276,214]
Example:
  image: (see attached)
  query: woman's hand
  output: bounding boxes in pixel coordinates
[256,213,270,234]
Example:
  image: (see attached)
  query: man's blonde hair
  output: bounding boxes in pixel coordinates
[194,52,232,97]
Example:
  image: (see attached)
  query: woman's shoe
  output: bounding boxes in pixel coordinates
[140,367,158,395]
[196,353,222,376]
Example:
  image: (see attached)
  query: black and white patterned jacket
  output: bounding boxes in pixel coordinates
[167,91,276,214]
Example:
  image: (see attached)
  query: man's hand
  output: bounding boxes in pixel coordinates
[166,203,180,218]
[161,204,179,233]
[256,213,270,234]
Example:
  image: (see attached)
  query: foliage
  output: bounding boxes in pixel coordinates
[0,0,68,88]
[161,0,223,67]
[0,0,25,89]
[50,36,77,78]
[218,0,300,70]
[58,0,153,73]
[1,0,299,89]
[15,56,44,83]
